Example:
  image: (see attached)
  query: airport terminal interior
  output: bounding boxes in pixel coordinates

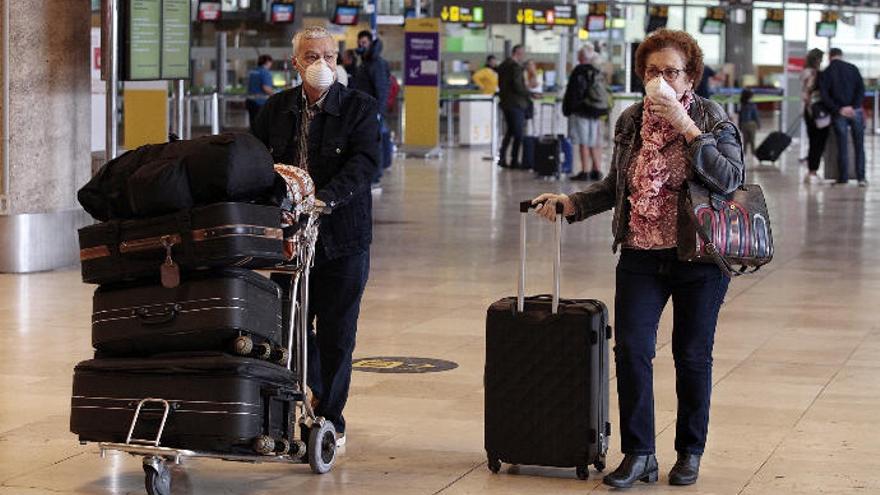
[1,0,880,494]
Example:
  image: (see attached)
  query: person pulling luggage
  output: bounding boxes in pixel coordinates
[532,29,743,488]
[252,25,380,449]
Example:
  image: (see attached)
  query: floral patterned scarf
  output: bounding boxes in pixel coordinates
[627,92,695,249]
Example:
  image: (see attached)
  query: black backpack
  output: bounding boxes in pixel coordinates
[563,65,610,118]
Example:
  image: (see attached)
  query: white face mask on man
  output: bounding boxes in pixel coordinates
[301,58,336,92]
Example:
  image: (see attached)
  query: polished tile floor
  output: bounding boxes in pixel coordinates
[1,130,879,494]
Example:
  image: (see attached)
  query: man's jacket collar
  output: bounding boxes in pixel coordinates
[282,82,343,117]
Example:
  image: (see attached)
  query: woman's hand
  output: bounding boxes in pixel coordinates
[649,95,701,141]
[532,193,574,222]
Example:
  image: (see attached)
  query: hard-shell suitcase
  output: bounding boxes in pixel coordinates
[91,268,283,359]
[823,127,856,182]
[79,202,286,285]
[560,135,574,174]
[484,201,610,480]
[70,353,297,455]
[755,131,791,163]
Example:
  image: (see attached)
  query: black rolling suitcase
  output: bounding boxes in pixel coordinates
[485,201,610,480]
[70,353,297,455]
[754,131,791,163]
[533,135,562,177]
[79,202,286,285]
[91,268,284,359]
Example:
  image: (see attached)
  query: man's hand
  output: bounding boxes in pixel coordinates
[532,193,574,222]
[649,95,701,141]
[314,199,326,208]
[840,106,856,118]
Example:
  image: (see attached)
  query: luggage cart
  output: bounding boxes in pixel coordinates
[86,205,335,495]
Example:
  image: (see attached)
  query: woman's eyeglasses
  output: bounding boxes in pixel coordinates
[645,67,685,82]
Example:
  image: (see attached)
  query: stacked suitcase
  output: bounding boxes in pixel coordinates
[69,135,338,495]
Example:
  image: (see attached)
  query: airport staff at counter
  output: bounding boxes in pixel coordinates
[246,55,276,130]
[252,25,380,449]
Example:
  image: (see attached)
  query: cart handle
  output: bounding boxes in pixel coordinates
[126,398,172,447]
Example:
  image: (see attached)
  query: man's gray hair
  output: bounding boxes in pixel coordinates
[292,26,333,56]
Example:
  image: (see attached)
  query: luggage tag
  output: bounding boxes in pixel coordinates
[160,236,180,288]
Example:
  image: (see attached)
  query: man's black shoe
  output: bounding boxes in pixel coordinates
[589,169,603,181]
[602,454,659,488]
[570,171,589,181]
[668,453,701,486]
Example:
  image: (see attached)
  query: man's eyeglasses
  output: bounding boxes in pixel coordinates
[645,67,685,82]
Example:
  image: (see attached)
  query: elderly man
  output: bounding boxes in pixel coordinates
[252,25,379,448]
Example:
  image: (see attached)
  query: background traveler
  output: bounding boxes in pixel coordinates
[252,25,379,449]
[351,30,392,187]
[819,48,867,186]
[246,55,276,130]
[562,45,609,182]
[802,48,829,184]
[497,45,530,169]
[738,89,759,165]
[531,29,743,489]
[473,55,499,95]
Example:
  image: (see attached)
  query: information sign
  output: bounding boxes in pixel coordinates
[128,0,162,80]
[515,5,577,27]
[161,0,190,79]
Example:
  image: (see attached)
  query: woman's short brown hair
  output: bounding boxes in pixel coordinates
[635,29,704,87]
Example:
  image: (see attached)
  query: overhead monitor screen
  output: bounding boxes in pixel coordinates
[762,19,784,35]
[874,24,880,39]
[646,14,667,33]
[332,5,359,25]
[271,3,294,23]
[700,18,724,35]
[586,14,606,32]
[816,21,837,38]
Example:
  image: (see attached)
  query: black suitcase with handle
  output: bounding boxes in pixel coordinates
[70,353,298,455]
[484,201,611,480]
[91,268,284,360]
[79,202,286,285]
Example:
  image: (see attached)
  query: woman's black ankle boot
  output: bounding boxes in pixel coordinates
[602,454,659,488]
[668,453,701,485]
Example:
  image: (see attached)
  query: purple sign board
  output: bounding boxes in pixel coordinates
[404,32,439,87]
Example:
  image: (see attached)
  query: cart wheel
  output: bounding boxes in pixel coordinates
[252,435,275,455]
[594,457,606,472]
[143,457,171,495]
[290,440,307,459]
[274,438,291,455]
[231,335,253,356]
[252,342,272,360]
[488,457,501,474]
[576,465,590,480]
[307,420,337,474]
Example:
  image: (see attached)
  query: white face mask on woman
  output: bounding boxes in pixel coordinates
[302,58,335,92]
[645,76,680,101]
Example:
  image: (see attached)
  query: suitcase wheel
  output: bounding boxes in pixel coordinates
[231,335,254,356]
[594,457,606,472]
[271,347,290,366]
[308,420,337,474]
[576,465,589,480]
[251,342,272,360]
[487,457,501,474]
[252,435,275,455]
[143,456,171,495]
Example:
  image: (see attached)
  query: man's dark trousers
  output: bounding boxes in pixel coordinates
[832,109,866,182]
[307,247,370,435]
[500,106,526,167]
[613,249,730,456]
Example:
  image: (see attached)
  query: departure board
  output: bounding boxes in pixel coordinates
[128,0,162,80]
[161,0,191,79]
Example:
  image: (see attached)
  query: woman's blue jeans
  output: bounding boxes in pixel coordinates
[614,248,730,455]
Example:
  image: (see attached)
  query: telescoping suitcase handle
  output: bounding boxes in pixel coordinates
[518,200,563,315]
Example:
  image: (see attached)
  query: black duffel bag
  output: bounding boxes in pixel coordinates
[79,133,278,221]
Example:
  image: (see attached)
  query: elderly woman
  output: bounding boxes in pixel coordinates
[533,30,743,488]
